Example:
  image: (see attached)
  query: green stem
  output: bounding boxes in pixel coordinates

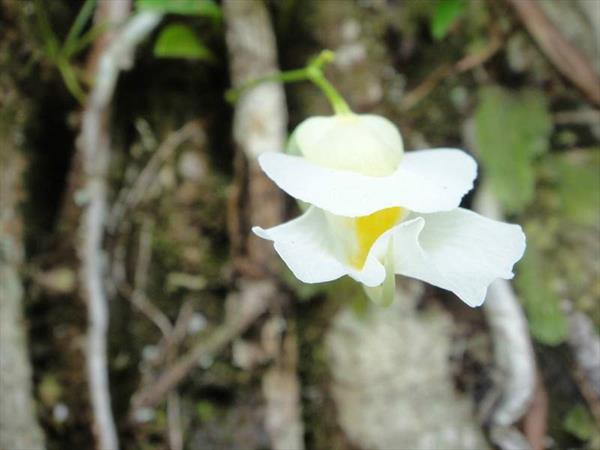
[63,0,97,57]
[308,49,335,70]
[226,68,307,103]
[58,60,86,104]
[226,50,352,115]
[67,22,110,58]
[306,67,351,115]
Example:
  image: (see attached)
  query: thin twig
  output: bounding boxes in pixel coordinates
[522,373,549,450]
[130,281,273,413]
[262,328,305,450]
[108,120,203,232]
[400,64,453,111]
[567,305,600,425]
[167,392,183,450]
[475,186,536,450]
[130,219,190,448]
[568,307,600,398]
[505,0,600,105]
[130,218,173,338]
[553,109,600,126]
[400,27,504,111]
[164,302,189,450]
[157,300,195,363]
[454,29,504,73]
[79,5,162,449]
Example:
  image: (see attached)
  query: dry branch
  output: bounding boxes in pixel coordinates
[400,26,504,111]
[475,186,537,450]
[224,0,287,274]
[567,306,600,424]
[223,1,305,449]
[568,308,600,398]
[0,83,46,450]
[122,215,198,447]
[505,0,600,105]
[131,218,173,338]
[130,281,273,412]
[262,331,304,450]
[522,374,549,450]
[109,120,204,231]
[78,4,162,449]
[167,391,183,450]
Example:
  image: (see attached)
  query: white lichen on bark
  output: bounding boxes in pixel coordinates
[0,87,46,450]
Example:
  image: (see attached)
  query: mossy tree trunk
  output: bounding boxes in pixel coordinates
[0,2,46,447]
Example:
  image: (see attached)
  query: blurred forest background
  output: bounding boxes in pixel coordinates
[1,0,599,449]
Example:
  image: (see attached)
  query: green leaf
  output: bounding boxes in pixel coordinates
[137,0,221,19]
[475,86,552,214]
[153,24,214,60]
[431,0,466,40]
[34,0,61,60]
[515,234,568,345]
[564,405,595,441]
[545,151,600,227]
[63,0,96,58]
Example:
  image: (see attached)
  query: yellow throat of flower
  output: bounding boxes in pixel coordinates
[350,207,404,269]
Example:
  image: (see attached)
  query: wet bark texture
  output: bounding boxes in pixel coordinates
[0,3,46,446]
[224,0,286,277]
[224,2,304,449]
[0,121,46,450]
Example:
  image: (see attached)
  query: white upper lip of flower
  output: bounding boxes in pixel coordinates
[252,114,526,307]
[257,148,477,216]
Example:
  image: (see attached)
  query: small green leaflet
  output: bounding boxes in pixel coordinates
[564,405,596,441]
[153,24,214,60]
[431,0,466,40]
[475,86,552,214]
[137,0,221,20]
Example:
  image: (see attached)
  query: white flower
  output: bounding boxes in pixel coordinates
[252,114,526,307]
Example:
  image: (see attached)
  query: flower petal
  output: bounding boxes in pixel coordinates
[290,114,404,176]
[253,207,385,286]
[258,149,477,216]
[370,208,526,307]
[363,239,396,307]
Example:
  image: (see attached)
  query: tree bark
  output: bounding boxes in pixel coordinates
[0,137,46,450]
[0,5,46,443]
[223,2,305,450]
